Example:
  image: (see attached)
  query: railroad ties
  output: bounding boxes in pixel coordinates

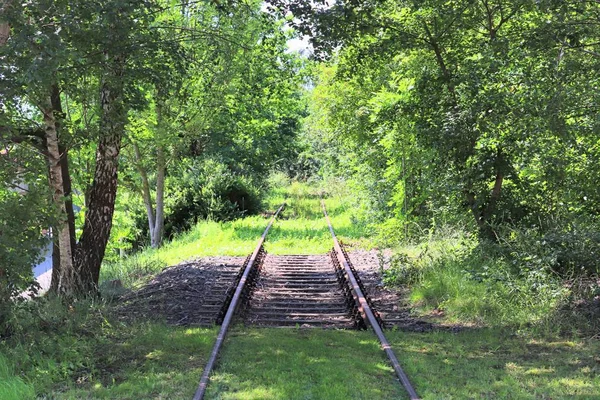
[244,254,355,328]
[194,202,420,400]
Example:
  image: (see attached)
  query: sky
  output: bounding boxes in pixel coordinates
[286,35,312,55]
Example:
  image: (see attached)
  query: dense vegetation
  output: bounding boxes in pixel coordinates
[293,0,600,334]
[1,0,305,301]
[1,0,599,398]
[1,185,599,399]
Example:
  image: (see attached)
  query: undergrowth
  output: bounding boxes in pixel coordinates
[0,353,34,400]
[383,225,599,337]
[2,177,599,399]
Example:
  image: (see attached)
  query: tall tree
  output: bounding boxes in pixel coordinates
[1,0,184,294]
[290,0,600,239]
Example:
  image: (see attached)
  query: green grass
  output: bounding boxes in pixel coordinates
[388,329,600,399]
[47,324,217,399]
[0,353,35,400]
[4,319,599,399]
[3,179,600,399]
[0,298,218,399]
[205,329,404,400]
[101,179,372,288]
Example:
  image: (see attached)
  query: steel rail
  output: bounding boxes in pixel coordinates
[322,200,420,400]
[193,203,286,400]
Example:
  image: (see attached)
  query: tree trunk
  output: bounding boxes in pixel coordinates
[41,94,76,296]
[0,22,8,45]
[49,86,76,293]
[133,142,156,243]
[152,144,166,248]
[72,57,126,294]
[133,101,167,249]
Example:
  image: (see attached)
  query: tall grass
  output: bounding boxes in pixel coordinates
[384,227,569,331]
[0,353,34,400]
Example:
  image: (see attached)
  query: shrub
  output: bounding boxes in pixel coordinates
[496,218,600,277]
[0,188,48,336]
[163,158,264,238]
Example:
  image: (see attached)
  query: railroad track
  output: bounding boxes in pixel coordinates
[192,202,420,400]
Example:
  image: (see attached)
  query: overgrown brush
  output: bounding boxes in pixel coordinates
[382,226,600,336]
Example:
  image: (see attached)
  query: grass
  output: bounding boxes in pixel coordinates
[2,179,599,399]
[0,353,34,400]
[205,329,404,400]
[387,329,600,399]
[46,324,217,399]
[204,328,600,400]
[101,179,373,288]
[0,297,218,399]
[3,317,599,399]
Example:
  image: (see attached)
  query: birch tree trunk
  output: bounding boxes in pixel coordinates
[48,86,77,293]
[41,94,76,296]
[133,142,156,242]
[132,102,168,249]
[133,142,167,248]
[152,144,166,248]
[72,56,126,294]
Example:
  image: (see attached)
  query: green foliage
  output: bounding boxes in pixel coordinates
[166,158,264,235]
[0,353,34,400]
[298,0,600,283]
[0,151,50,333]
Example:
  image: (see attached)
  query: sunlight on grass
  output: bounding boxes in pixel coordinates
[101,180,373,287]
[387,329,600,399]
[205,328,406,400]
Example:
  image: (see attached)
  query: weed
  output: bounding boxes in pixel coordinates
[0,353,34,400]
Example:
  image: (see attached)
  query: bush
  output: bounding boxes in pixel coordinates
[495,218,600,277]
[162,158,264,239]
[0,188,48,336]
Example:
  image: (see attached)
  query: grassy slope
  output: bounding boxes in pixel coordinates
[1,181,599,399]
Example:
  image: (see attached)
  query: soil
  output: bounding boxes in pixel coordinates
[114,250,465,332]
[116,256,246,326]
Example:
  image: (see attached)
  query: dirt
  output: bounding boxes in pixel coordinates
[116,256,246,326]
[114,250,464,332]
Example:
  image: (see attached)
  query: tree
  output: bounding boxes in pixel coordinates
[289,0,600,241]
[1,0,184,295]
[120,1,306,247]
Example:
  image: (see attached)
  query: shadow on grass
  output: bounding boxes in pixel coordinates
[39,323,218,399]
[205,328,406,400]
[388,329,600,399]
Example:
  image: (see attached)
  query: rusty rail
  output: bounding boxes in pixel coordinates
[193,203,285,400]
[322,200,420,400]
